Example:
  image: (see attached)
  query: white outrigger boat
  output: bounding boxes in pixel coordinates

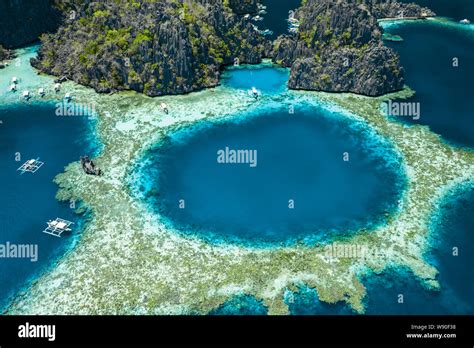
[43,218,74,237]
[160,102,169,114]
[248,86,261,99]
[17,158,44,174]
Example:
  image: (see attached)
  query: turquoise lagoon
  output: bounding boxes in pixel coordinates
[220,63,289,94]
[211,12,474,314]
[136,66,406,247]
[213,19,474,314]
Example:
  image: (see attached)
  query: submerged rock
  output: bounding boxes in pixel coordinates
[80,156,101,176]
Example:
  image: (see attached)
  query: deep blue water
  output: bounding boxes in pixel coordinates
[206,11,474,312]
[286,185,474,315]
[260,0,302,38]
[210,295,268,315]
[0,103,97,310]
[220,64,289,94]
[139,102,405,246]
[362,185,474,315]
[400,0,474,21]
[216,184,474,316]
[385,22,474,148]
[287,286,354,315]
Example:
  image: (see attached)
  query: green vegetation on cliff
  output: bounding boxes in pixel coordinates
[32,0,266,96]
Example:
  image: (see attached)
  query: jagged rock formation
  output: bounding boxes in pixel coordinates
[31,0,266,96]
[370,0,436,19]
[271,0,412,96]
[0,45,13,69]
[0,0,61,48]
[0,45,9,61]
[227,0,258,14]
[19,0,434,97]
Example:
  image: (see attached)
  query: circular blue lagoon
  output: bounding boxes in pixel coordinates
[137,104,406,246]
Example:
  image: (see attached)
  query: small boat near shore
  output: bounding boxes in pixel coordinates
[64,92,72,102]
[248,86,260,99]
[160,102,169,114]
[460,19,471,24]
[43,218,74,237]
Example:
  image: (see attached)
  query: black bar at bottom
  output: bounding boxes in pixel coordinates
[0,315,472,346]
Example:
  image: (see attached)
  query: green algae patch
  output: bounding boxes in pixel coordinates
[4,51,474,315]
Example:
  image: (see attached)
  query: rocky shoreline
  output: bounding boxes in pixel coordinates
[270,0,435,96]
[30,0,266,96]
[0,0,435,97]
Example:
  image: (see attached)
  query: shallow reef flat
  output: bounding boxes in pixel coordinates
[379,16,474,34]
[3,49,473,315]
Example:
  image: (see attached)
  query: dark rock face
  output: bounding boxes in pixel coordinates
[31,0,266,96]
[288,43,404,96]
[0,45,12,68]
[0,45,10,61]
[371,0,436,19]
[0,0,62,48]
[271,0,410,96]
[228,0,258,14]
[80,156,101,176]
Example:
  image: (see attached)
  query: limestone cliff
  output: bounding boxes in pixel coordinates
[31,0,266,96]
[271,0,412,96]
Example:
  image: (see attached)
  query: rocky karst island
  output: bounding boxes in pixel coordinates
[0,0,473,333]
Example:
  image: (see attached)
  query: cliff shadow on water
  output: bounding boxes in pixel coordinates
[0,0,62,49]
